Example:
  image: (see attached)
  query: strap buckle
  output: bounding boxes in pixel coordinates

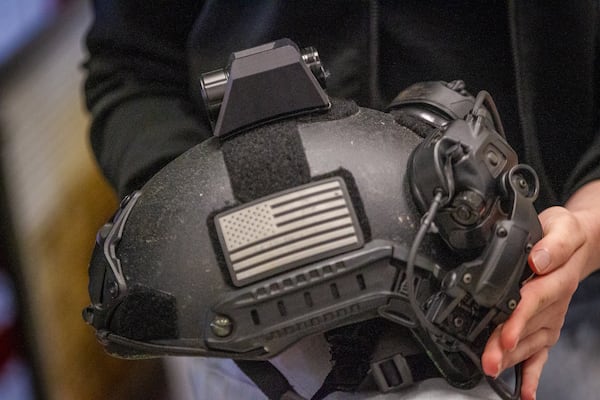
[371,354,414,393]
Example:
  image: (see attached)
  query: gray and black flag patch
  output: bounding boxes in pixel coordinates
[215,178,364,286]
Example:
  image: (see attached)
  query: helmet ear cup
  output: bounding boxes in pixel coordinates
[388,109,438,139]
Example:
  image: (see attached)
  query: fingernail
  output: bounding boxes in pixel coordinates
[532,249,551,273]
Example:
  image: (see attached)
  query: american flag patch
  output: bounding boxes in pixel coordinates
[215,178,364,286]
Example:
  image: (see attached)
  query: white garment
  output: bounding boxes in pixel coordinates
[165,334,501,400]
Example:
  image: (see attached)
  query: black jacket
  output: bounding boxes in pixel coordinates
[84,0,600,211]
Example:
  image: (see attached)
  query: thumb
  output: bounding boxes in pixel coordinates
[528,206,584,275]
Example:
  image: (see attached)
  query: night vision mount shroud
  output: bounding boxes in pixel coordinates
[84,39,542,400]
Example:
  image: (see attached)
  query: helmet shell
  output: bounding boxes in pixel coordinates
[94,100,456,358]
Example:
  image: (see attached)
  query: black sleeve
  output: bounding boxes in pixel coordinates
[563,13,600,201]
[83,0,210,198]
[564,132,600,198]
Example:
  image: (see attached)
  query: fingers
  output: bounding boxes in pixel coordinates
[501,256,580,351]
[485,348,549,400]
[499,327,558,371]
[481,324,503,377]
[499,192,600,398]
[520,349,549,400]
[508,297,567,341]
[481,265,579,377]
[482,322,557,378]
[483,328,551,400]
[482,205,590,398]
[529,206,585,275]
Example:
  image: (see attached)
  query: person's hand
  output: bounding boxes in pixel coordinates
[481,181,600,400]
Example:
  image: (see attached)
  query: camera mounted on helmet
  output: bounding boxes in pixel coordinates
[83,39,541,400]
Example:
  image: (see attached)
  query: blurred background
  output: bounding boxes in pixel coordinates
[0,1,167,399]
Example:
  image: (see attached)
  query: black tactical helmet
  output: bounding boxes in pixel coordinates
[84,39,541,399]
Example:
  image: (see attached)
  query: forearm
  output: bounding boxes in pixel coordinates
[91,96,211,197]
[84,0,209,197]
[564,179,600,279]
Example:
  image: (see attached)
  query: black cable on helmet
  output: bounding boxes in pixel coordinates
[406,190,446,337]
[471,90,506,139]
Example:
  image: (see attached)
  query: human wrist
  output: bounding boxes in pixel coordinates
[565,181,600,279]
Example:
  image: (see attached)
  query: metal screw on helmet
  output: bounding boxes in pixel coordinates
[511,174,530,197]
[210,315,233,337]
[507,299,518,310]
[496,227,508,238]
[518,177,528,189]
[462,273,472,285]
[525,243,533,253]
[453,316,465,329]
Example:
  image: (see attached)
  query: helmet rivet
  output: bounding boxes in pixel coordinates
[518,177,528,189]
[211,315,233,337]
[497,227,508,238]
[525,243,533,253]
[507,299,518,310]
[462,273,472,284]
[453,316,464,328]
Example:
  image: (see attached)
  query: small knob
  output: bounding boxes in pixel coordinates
[301,46,328,88]
[200,69,230,127]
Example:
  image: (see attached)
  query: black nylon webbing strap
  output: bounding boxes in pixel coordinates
[311,352,442,400]
[234,322,443,399]
[310,320,384,400]
[221,120,310,203]
[235,360,305,400]
[236,352,442,400]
